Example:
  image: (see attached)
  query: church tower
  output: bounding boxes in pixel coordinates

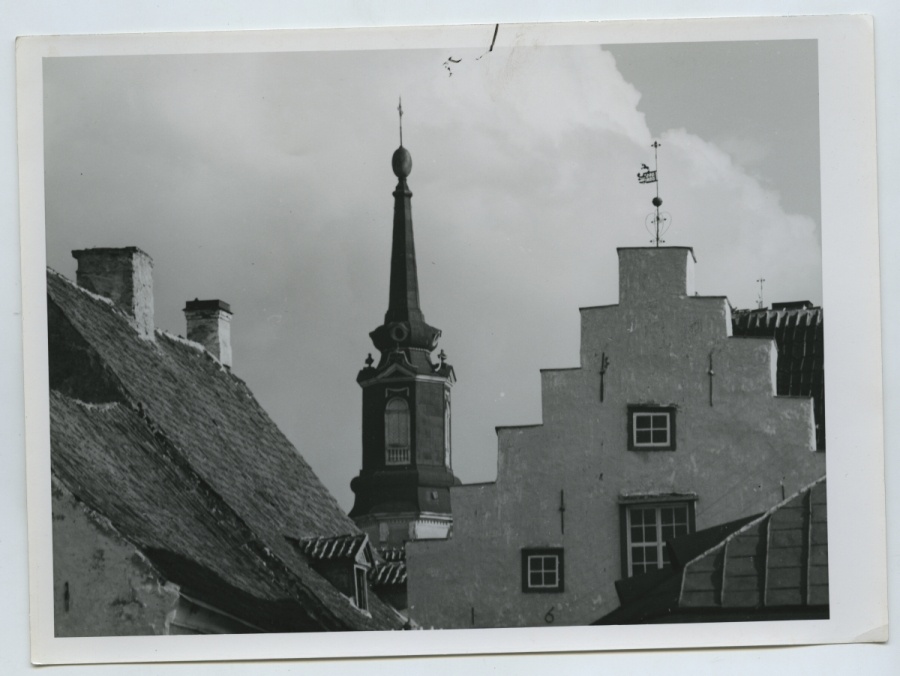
[349,118,459,547]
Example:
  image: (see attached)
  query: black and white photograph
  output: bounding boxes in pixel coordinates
[15,15,886,665]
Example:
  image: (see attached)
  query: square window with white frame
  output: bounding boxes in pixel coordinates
[628,405,676,450]
[521,548,564,593]
[622,502,694,577]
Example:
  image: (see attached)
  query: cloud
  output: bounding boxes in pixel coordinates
[43,44,822,507]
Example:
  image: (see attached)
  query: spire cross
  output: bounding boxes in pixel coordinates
[398,97,404,147]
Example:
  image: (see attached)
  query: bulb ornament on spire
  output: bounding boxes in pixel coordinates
[392,97,413,178]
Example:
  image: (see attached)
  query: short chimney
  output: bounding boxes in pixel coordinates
[184,299,233,368]
[72,247,155,339]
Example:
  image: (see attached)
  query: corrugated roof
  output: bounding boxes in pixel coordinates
[596,478,828,624]
[680,477,828,609]
[48,269,401,631]
[732,306,825,449]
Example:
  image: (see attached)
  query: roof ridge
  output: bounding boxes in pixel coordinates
[49,266,121,312]
[682,476,826,573]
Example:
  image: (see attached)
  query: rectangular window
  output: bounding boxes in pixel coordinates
[521,548,564,593]
[623,503,692,577]
[628,406,676,450]
[353,565,369,611]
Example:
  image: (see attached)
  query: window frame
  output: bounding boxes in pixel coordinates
[627,405,677,450]
[353,564,369,611]
[384,396,411,465]
[619,500,696,578]
[521,547,565,593]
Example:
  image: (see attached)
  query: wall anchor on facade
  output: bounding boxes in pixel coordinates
[599,352,610,402]
[559,489,566,534]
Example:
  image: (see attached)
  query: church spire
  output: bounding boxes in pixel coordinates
[369,106,441,354]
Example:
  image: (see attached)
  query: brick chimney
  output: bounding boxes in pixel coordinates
[72,247,155,339]
[183,299,233,368]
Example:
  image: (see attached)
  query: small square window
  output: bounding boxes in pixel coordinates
[521,548,564,593]
[628,406,676,450]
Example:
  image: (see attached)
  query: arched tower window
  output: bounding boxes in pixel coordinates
[385,397,411,465]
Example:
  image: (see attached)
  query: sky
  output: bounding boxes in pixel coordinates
[43,38,822,510]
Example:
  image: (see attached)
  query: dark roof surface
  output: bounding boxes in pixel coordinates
[732,306,825,449]
[597,478,828,624]
[48,269,400,631]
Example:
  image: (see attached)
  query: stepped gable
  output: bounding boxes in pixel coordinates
[732,304,825,449]
[47,269,401,631]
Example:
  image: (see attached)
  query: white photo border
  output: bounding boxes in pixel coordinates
[18,15,886,665]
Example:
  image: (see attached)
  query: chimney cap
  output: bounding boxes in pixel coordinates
[184,299,232,314]
[73,246,153,262]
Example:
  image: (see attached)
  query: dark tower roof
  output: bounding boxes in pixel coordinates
[369,144,442,355]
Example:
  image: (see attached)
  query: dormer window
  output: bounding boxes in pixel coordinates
[628,405,676,450]
[385,397,411,465]
[288,534,375,615]
[354,565,369,611]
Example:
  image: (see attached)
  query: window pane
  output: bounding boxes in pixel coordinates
[635,415,652,430]
[636,429,652,444]
[652,429,668,443]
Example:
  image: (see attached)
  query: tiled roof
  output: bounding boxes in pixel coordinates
[732,305,825,449]
[293,534,370,563]
[371,547,407,587]
[48,269,401,631]
[596,478,828,624]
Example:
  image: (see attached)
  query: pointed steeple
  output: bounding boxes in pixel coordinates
[350,110,460,548]
[369,105,441,355]
[385,144,423,325]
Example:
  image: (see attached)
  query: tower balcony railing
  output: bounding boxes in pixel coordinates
[385,446,411,466]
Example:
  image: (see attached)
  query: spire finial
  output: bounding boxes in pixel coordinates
[398,97,404,147]
[756,277,766,309]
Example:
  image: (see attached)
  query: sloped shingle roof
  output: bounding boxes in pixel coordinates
[48,269,401,631]
[732,305,825,449]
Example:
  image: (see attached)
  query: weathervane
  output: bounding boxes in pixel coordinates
[398,97,404,146]
[637,140,670,247]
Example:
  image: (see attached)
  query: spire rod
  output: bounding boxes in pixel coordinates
[756,277,766,309]
[637,140,669,247]
[651,140,662,247]
[398,97,404,147]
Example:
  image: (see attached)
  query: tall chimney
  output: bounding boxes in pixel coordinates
[72,247,155,339]
[183,299,233,368]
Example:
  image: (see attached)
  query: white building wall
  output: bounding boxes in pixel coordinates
[407,247,824,628]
